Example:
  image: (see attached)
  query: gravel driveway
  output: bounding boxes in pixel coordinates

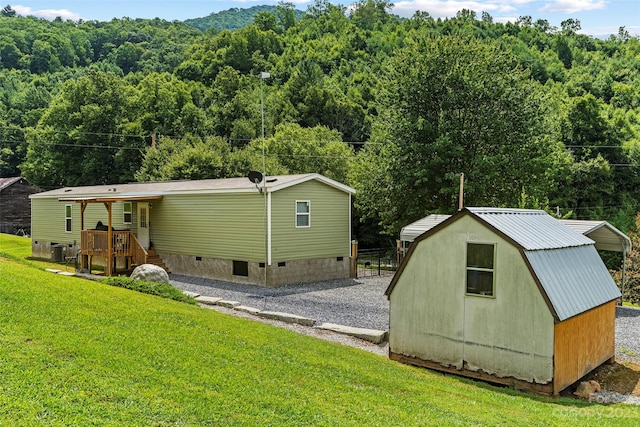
[170,274,640,365]
[616,306,640,364]
[170,274,391,331]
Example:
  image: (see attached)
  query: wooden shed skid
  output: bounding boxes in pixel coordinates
[389,351,554,396]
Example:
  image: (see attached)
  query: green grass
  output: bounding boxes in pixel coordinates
[1,234,639,425]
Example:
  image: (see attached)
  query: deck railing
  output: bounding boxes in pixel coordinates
[81,230,147,272]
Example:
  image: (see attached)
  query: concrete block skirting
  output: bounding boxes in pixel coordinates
[161,253,350,287]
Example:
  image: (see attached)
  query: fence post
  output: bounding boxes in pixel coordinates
[350,240,358,278]
[396,239,402,267]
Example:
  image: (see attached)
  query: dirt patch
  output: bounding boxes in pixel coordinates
[584,361,640,397]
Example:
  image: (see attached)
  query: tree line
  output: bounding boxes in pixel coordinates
[1,1,639,245]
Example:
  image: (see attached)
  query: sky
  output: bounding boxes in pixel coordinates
[7,0,640,38]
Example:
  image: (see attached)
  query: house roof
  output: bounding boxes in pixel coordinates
[31,173,355,200]
[0,177,24,191]
[401,211,630,253]
[387,207,621,322]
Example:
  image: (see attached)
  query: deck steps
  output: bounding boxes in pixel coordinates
[144,249,170,274]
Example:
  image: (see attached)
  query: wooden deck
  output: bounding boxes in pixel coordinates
[80,230,147,275]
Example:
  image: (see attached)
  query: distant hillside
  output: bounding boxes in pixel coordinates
[184,5,305,31]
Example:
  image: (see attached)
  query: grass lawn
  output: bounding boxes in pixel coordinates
[1,234,639,425]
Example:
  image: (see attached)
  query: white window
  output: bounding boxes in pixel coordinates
[65,204,72,232]
[466,243,495,296]
[123,202,132,224]
[295,200,310,228]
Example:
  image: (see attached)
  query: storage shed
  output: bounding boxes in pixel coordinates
[30,173,355,287]
[386,207,621,395]
[0,177,41,235]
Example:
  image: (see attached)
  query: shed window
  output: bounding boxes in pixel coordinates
[123,202,132,224]
[295,200,310,228]
[466,243,495,296]
[65,204,72,232]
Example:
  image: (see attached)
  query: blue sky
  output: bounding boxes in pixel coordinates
[8,0,640,38]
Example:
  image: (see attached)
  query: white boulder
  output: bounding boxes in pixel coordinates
[130,264,169,284]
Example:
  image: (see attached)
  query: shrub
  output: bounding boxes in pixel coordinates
[100,277,196,304]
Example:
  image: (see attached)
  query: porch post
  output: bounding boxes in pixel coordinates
[106,202,113,276]
[80,202,87,270]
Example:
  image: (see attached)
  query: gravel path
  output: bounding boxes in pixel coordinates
[170,273,391,331]
[615,306,640,364]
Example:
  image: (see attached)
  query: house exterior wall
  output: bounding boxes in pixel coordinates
[156,182,351,286]
[0,179,40,234]
[30,177,352,286]
[270,180,351,261]
[389,215,555,384]
[31,198,133,258]
[553,300,616,394]
[149,192,265,261]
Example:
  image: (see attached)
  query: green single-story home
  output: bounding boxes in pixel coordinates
[386,207,621,395]
[30,173,355,287]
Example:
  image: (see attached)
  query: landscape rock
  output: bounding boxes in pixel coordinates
[315,323,388,344]
[195,296,222,305]
[234,305,261,315]
[217,300,241,308]
[183,290,200,298]
[257,311,315,327]
[130,264,170,284]
[574,380,602,399]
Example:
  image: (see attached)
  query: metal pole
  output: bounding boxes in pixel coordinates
[458,173,464,210]
[621,250,627,305]
[260,72,270,285]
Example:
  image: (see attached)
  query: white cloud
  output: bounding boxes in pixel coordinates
[11,5,82,21]
[539,0,605,14]
[391,0,516,19]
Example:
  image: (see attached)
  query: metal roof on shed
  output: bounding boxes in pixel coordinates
[525,246,621,321]
[0,177,23,191]
[401,212,629,254]
[468,208,593,251]
[388,208,621,321]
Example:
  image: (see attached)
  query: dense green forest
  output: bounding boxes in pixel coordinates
[1,1,639,244]
[184,5,306,32]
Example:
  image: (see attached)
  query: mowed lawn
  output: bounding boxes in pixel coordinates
[0,234,638,426]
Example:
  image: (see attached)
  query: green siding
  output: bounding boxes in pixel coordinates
[30,178,351,264]
[271,180,350,261]
[150,193,265,261]
[31,199,132,245]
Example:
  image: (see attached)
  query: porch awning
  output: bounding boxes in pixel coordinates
[58,195,163,203]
